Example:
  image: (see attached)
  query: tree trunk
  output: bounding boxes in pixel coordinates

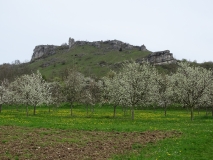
[153,105,156,112]
[26,106,29,117]
[49,105,51,113]
[186,106,189,113]
[92,105,94,113]
[197,107,200,115]
[33,105,36,115]
[123,106,126,116]
[86,104,89,116]
[131,107,134,120]
[206,107,208,116]
[70,104,73,116]
[164,103,167,117]
[0,104,2,113]
[113,106,116,118]
[191,107,194,121]
[212,105,213,117]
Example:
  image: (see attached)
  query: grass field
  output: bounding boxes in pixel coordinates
[0,105,213,159]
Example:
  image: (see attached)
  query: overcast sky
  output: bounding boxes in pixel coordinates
[0,0,213,64]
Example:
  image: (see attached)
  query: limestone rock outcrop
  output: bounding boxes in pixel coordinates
[69,38,75,48]
[146,50,176,65]
[102,40,139,50]
[31,45,57,61]
[141,44,147,51]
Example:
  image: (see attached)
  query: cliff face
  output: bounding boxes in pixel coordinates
[146,50,176,65]
[31,45,58,61]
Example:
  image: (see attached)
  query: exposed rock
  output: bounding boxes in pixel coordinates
[146,50,176,65]
[100,40,141,51]
[69,37,75,48]
[91,41,101,48]
[111,40,122,49]
[126,44,134,49]
[75,41,87,46]
[72,39,134,50]
[140,44,147,51]
[31,45,57,61]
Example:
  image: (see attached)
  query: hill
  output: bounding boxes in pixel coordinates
[28,38,176,80]
[2,37,212,81]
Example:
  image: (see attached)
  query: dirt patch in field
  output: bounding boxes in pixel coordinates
[0,126,181,160]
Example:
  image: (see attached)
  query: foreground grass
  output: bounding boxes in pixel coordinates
[0,105,213,159]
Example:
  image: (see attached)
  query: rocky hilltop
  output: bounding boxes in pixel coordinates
[32,45,57,61]
[146,50,176,65]
[31,37,176,65]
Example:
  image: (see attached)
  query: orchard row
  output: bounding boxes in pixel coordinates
[0,61,213,120]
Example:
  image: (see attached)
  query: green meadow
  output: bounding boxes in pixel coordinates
[0,105,213,159]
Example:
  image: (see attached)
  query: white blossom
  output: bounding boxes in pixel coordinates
[10,71,52,115]
[170,62,213,120]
